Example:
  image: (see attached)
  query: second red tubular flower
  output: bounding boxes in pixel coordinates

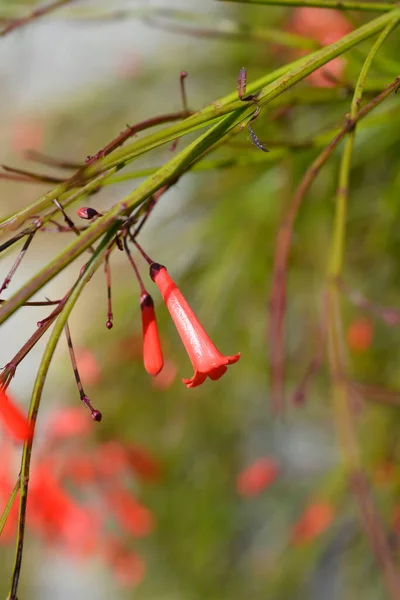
[140,292,164,376]
[149,263,240,388]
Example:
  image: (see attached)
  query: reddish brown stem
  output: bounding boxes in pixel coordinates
[1,0,79,37]
[268,77,400,414]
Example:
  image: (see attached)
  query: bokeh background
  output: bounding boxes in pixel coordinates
[1,1,400,598]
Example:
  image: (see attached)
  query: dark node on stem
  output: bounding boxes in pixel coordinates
[248,123,268,153]
[149,262,165,281]
[76,207,102,220]
[106,319,113,330]
[140,292,154,309]
[238,67,247,100]
[115,235,124,252]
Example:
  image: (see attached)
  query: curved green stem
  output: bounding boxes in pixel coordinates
[1,8,399,233]
[326,17,400,600]
[7,226,115,600]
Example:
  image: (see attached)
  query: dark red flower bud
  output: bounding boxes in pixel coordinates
[76,207,102,220]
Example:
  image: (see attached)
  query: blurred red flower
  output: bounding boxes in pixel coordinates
[236,458,279,497]
[347,317,374,352]
[291,501,335,544]
[287,8,352,87]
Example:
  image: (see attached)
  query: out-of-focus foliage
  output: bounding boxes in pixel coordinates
[1,2,400,600]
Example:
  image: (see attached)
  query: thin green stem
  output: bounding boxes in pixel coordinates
[325,18,400,600]
[0,479,19,536]
[218,0,397,13]
[7,227,115,600]
[329,17,399,277]
[2,9,398,233]
[0,109,248,324]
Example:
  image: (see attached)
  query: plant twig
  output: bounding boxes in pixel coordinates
[7,230,113,600]
[268,74,400,414]
[0,0,79,37]
[326,18,400,599]
[218,0,396,13]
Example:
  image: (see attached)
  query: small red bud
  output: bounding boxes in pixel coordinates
[76,207,102,220]
[106,320,113,330]
[91,410,102,422]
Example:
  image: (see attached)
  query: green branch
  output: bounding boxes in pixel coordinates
[218,0,396,13]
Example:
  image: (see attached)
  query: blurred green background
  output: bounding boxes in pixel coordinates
[1,1,400,599]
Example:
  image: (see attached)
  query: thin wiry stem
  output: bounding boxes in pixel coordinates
[2,164,64,184]
[0,231,36,295]
[64,321,102,421]
[104,250,113,329]
[0,478,19,536]
[24,149,82,170]
[268,74,400,414]
[123,236,146,295]
[218,0,396,12]
[4,10,398,233]
[326,18,400,600]
[0,0,79,37]
[7,232,113,600]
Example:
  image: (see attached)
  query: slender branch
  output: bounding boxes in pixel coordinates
[0,478,19,536]
[0,0,79,36]
[2,165,64,184]
[7,230,113,600]
[0,109,248,325]
[64,322,102,420]
[104,250,113,329]
[268,74,400,413]
[82,109,192,169]
[4,10,398,233]
[0,231,36,295]
[218,0,397,13]
[24,149,82,170]
[326,18,400,599]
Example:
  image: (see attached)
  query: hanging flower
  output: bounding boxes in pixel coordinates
[149,263,240,388]
[140,292,164,376]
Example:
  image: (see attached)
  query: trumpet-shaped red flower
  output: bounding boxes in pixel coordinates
[140,292,164,376]
[150,263,240,387]
[0,388,32,442]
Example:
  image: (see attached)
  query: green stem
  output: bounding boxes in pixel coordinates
[328,17,400,278]
[2,9,399,233]
[326,18,400,600]
[0,479,19,535]
[0,109,248,324]
[218,0,396,13]
[7,227,115,600]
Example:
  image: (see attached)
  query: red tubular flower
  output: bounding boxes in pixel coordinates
[140,292,164,376]
[0,388,32,442]
[150,263,240,387]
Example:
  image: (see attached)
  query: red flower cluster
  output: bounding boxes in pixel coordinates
[0,407,160,588]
